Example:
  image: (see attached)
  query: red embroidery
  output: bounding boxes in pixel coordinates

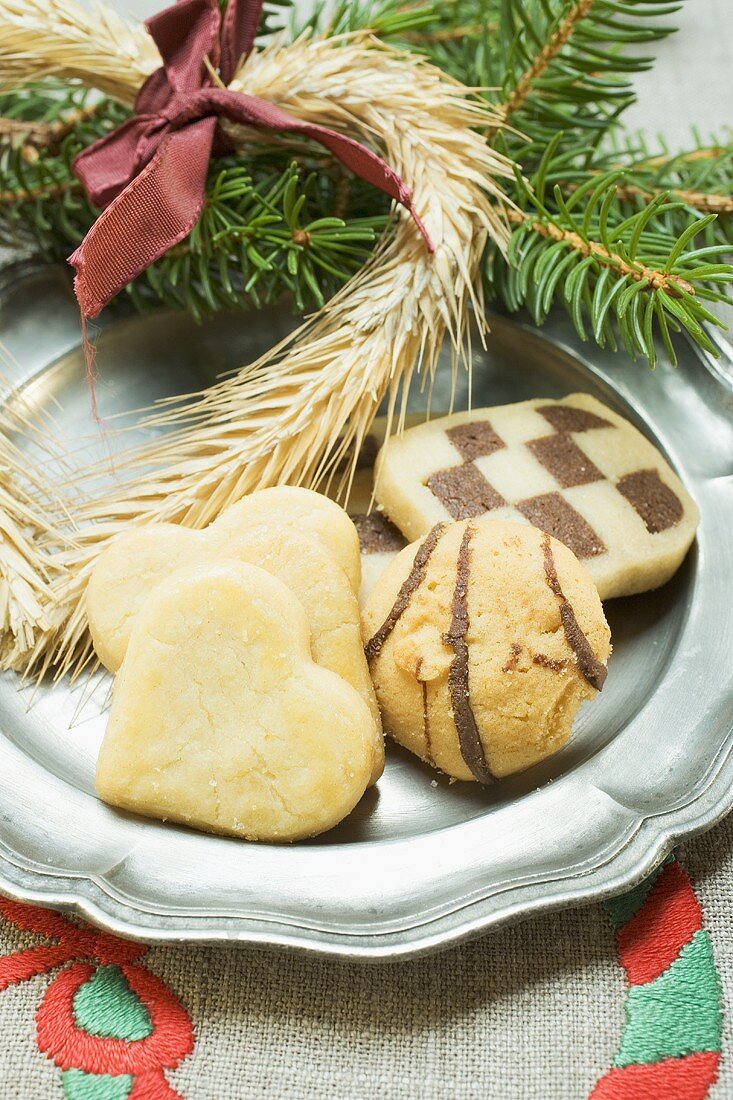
[616,862,702,986]
[0,897,194,1097]
[36,961,193,1074]
[591,1052,720,1100]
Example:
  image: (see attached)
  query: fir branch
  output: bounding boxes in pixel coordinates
[405,21,489,43]
[0,83,126,253]
[0,177,81,203]
[292,0,436,39]
[491,0,680,170]
[0,2,730,371]
[507,207,694,297]
[388,0,681,168]
[610,183,732,216]
[551,134,733,243]
[128,159,386,320]
[0,101,106,155]
[606,137,733,241]
[0,116,54,142]
[489,154,732,366]
[500,0,596,123]
[0,81,388,318]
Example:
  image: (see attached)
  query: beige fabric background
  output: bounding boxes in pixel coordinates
[0,819,731,1098]
[0,3,730,1097]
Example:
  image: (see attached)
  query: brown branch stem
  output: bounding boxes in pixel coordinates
[509,208,694,298]
[614,182,733,215]
[0,103,105,152]
[561,170,733,216]
[499,0,595,122]
[631,146,729,172]
[0,179,82,204]
[405,22,494,42]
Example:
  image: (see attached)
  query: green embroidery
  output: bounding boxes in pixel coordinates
[606,856,672,930]
[61,1070,133,1100]
[72,965,153,1041]
[613,930,722,1066]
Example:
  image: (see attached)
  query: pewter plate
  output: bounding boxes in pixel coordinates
[0,262,731,959]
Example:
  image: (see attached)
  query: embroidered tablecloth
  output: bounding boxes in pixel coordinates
[0,813,729,1098]
[0,2,731,1096]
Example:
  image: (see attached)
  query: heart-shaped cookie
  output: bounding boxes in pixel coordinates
[96,561,375,841]
[215,486,361,591]
[87,487,383,783]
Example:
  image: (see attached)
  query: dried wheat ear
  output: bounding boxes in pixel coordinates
[0,1,511,678]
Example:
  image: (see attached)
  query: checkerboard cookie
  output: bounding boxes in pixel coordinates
[362,517,611,782]
[351,512,408,608]
[372,394,699,599]
[320,417,418,607]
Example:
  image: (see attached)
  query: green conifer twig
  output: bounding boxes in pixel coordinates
[0,0,730,366]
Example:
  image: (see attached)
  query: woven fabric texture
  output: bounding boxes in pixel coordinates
[0,817,731,1098]
[0,2,730,1097]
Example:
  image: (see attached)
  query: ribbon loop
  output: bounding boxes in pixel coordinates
[145,0,221,93]
[70,0,433,324]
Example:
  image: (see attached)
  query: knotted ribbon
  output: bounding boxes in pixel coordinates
[70,0,432,322]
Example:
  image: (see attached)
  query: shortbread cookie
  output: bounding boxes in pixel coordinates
[96,562,375,841]
[214,487,361,593]
[87,496,383,784]
[362,517,611,781]
[373,394,698,599]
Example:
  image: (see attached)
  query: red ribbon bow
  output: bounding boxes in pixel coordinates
[70,0,432,321]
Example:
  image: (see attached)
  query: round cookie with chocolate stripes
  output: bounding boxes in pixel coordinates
[362,517,611,782]
[372,394,699,600]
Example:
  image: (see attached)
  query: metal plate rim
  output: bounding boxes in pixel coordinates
[0,742,732,959]
[0,262,731,960]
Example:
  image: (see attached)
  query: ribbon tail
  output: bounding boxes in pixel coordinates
[210,90,434,251]
[293,122,434,252]
[146,0,221,94]
[219,0,264,84]
[69,116,217,320]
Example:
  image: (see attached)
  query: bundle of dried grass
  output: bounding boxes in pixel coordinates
[0,0,156,98]
[0,7,511,676]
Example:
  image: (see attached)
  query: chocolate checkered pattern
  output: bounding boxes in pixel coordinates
[422,404,683,561]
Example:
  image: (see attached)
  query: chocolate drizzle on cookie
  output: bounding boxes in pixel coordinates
[364,523,447,663]
[541,533,607,691]
[443,526,495,784]
[502,642,522,673]
[533,653,569,672]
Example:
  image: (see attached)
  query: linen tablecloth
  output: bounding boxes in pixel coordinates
[0,1,731,1096]
[0,814,729,1098]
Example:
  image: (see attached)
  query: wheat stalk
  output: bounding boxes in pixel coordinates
[0,0,157,100]
[0,25,511,676]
